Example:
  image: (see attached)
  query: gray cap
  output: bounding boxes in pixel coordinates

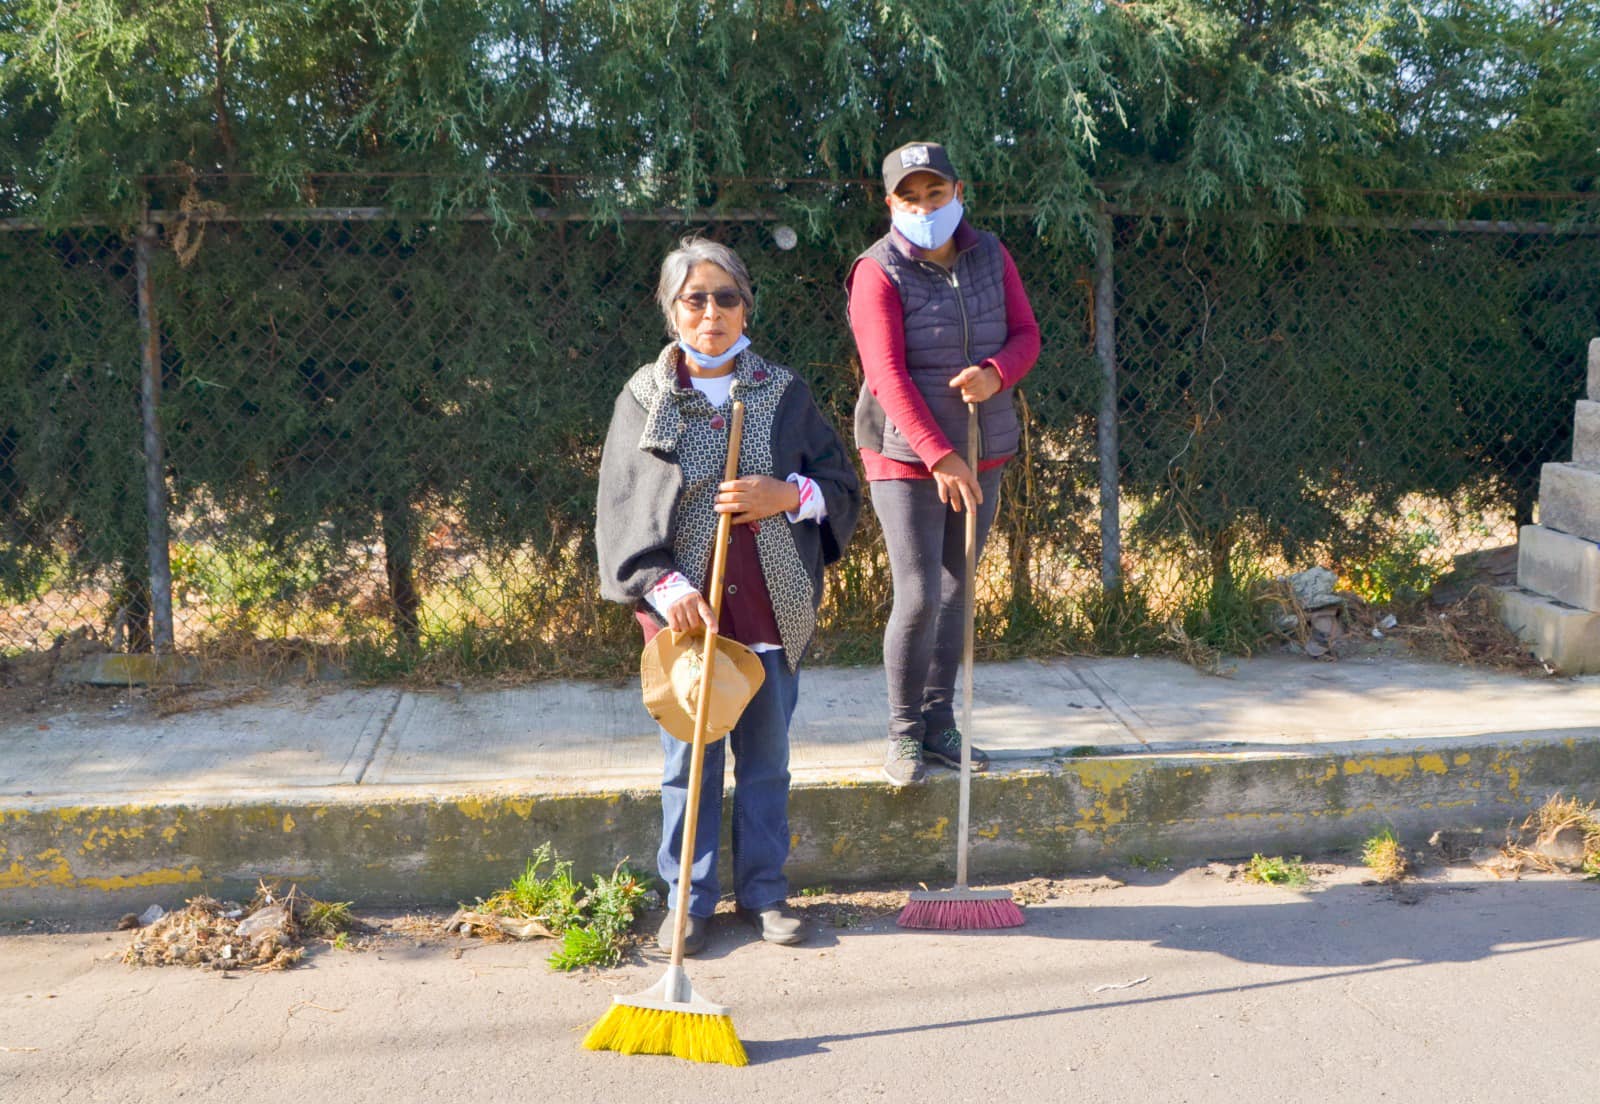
[881,142,958,194]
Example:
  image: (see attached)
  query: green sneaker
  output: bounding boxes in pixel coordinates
[883,735,927,788]
[921,728,990,772]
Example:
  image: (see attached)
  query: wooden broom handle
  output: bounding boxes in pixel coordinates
[957,402,978,888]
[670,400,745,966]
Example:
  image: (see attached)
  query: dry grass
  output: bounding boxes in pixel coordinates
[1396,586,1550,674]
[1161,618,1236,677]
[1361,829,1410,883]
[1498,794,1600,876]
[122,880,357,971]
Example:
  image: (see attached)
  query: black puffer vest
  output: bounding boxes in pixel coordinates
[849,224,1020,465]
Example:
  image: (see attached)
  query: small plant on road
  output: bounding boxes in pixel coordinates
[549,863,651,971]
[1244,853,1310,887]
[305,899,355,936]
[468,846,651,971]
[1125,854,1171,872]
[482,843,583,932]
[1361,828,1408,883]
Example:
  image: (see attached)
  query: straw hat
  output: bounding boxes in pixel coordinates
[640,630,766,744]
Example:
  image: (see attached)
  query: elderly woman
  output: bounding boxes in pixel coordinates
[846,141,1041,787]
[596,236,860,954]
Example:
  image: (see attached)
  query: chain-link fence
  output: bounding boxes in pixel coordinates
[3,187,1597,676]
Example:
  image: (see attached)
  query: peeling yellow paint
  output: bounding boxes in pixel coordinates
[1343,756,1421,780]
[1073,759,1143,792]
[78,867,204,893]
[1065,759,1141,828]
[1454,753,1472,767]
[915,817,949,843]
[1417,754,1447,776]
[0,853,73,889]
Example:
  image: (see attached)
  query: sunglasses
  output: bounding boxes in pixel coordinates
[676,289,744,311]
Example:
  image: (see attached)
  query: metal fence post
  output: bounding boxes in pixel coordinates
[135,220,175,653]
[1094,206,1121,593]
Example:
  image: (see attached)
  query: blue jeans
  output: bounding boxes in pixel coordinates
[658,650,798,918]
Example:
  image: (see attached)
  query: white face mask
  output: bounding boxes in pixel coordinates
[678,333,750,370]
[891,196,964,251]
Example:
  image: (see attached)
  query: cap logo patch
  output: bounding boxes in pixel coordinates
[900,146,931,168]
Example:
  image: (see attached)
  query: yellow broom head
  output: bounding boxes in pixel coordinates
[582,965,747,1067]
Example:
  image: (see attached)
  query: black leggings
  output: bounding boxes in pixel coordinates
[868,467,1003,743]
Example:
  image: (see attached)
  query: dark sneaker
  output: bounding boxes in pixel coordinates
[735,903,806,945]
[883,735,927,788]
[922,728,990,772]
[656,911,709,957]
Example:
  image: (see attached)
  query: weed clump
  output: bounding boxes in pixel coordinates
[454,844,652,970]
[1361,828,1409,883]
[1243,853,1311,887]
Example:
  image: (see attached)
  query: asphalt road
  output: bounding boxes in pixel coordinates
[3,863,1597,1104]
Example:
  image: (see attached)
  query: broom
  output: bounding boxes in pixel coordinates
[897,402,1024,931]
[583,401,749,1066]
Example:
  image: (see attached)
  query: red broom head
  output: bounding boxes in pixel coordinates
[896,893,1024,930]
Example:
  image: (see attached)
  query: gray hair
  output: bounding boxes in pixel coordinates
[656,236,755,337]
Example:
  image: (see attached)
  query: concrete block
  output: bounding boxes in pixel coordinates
[1497,586,1600,675]
[1518,524,1600,612]
[1590,337,1600,401]
[1576,400,1600,464]
[1538,462,1600,543]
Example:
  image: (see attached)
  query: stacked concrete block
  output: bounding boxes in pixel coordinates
[1577,399,1599,464]
[1499,337,1600,674]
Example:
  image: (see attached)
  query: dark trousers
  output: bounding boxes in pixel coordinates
[869,469,1003,742]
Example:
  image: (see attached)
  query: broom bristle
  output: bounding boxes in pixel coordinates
[897,894,1025,930]
[583,1003,748,1066]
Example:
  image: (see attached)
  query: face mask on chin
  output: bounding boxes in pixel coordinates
[678,333,751,370]
[891,196,964,251]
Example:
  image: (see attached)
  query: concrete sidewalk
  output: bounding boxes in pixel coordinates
[3,655,1599,919]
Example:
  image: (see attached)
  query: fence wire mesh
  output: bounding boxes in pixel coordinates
[2,190,1596,677]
